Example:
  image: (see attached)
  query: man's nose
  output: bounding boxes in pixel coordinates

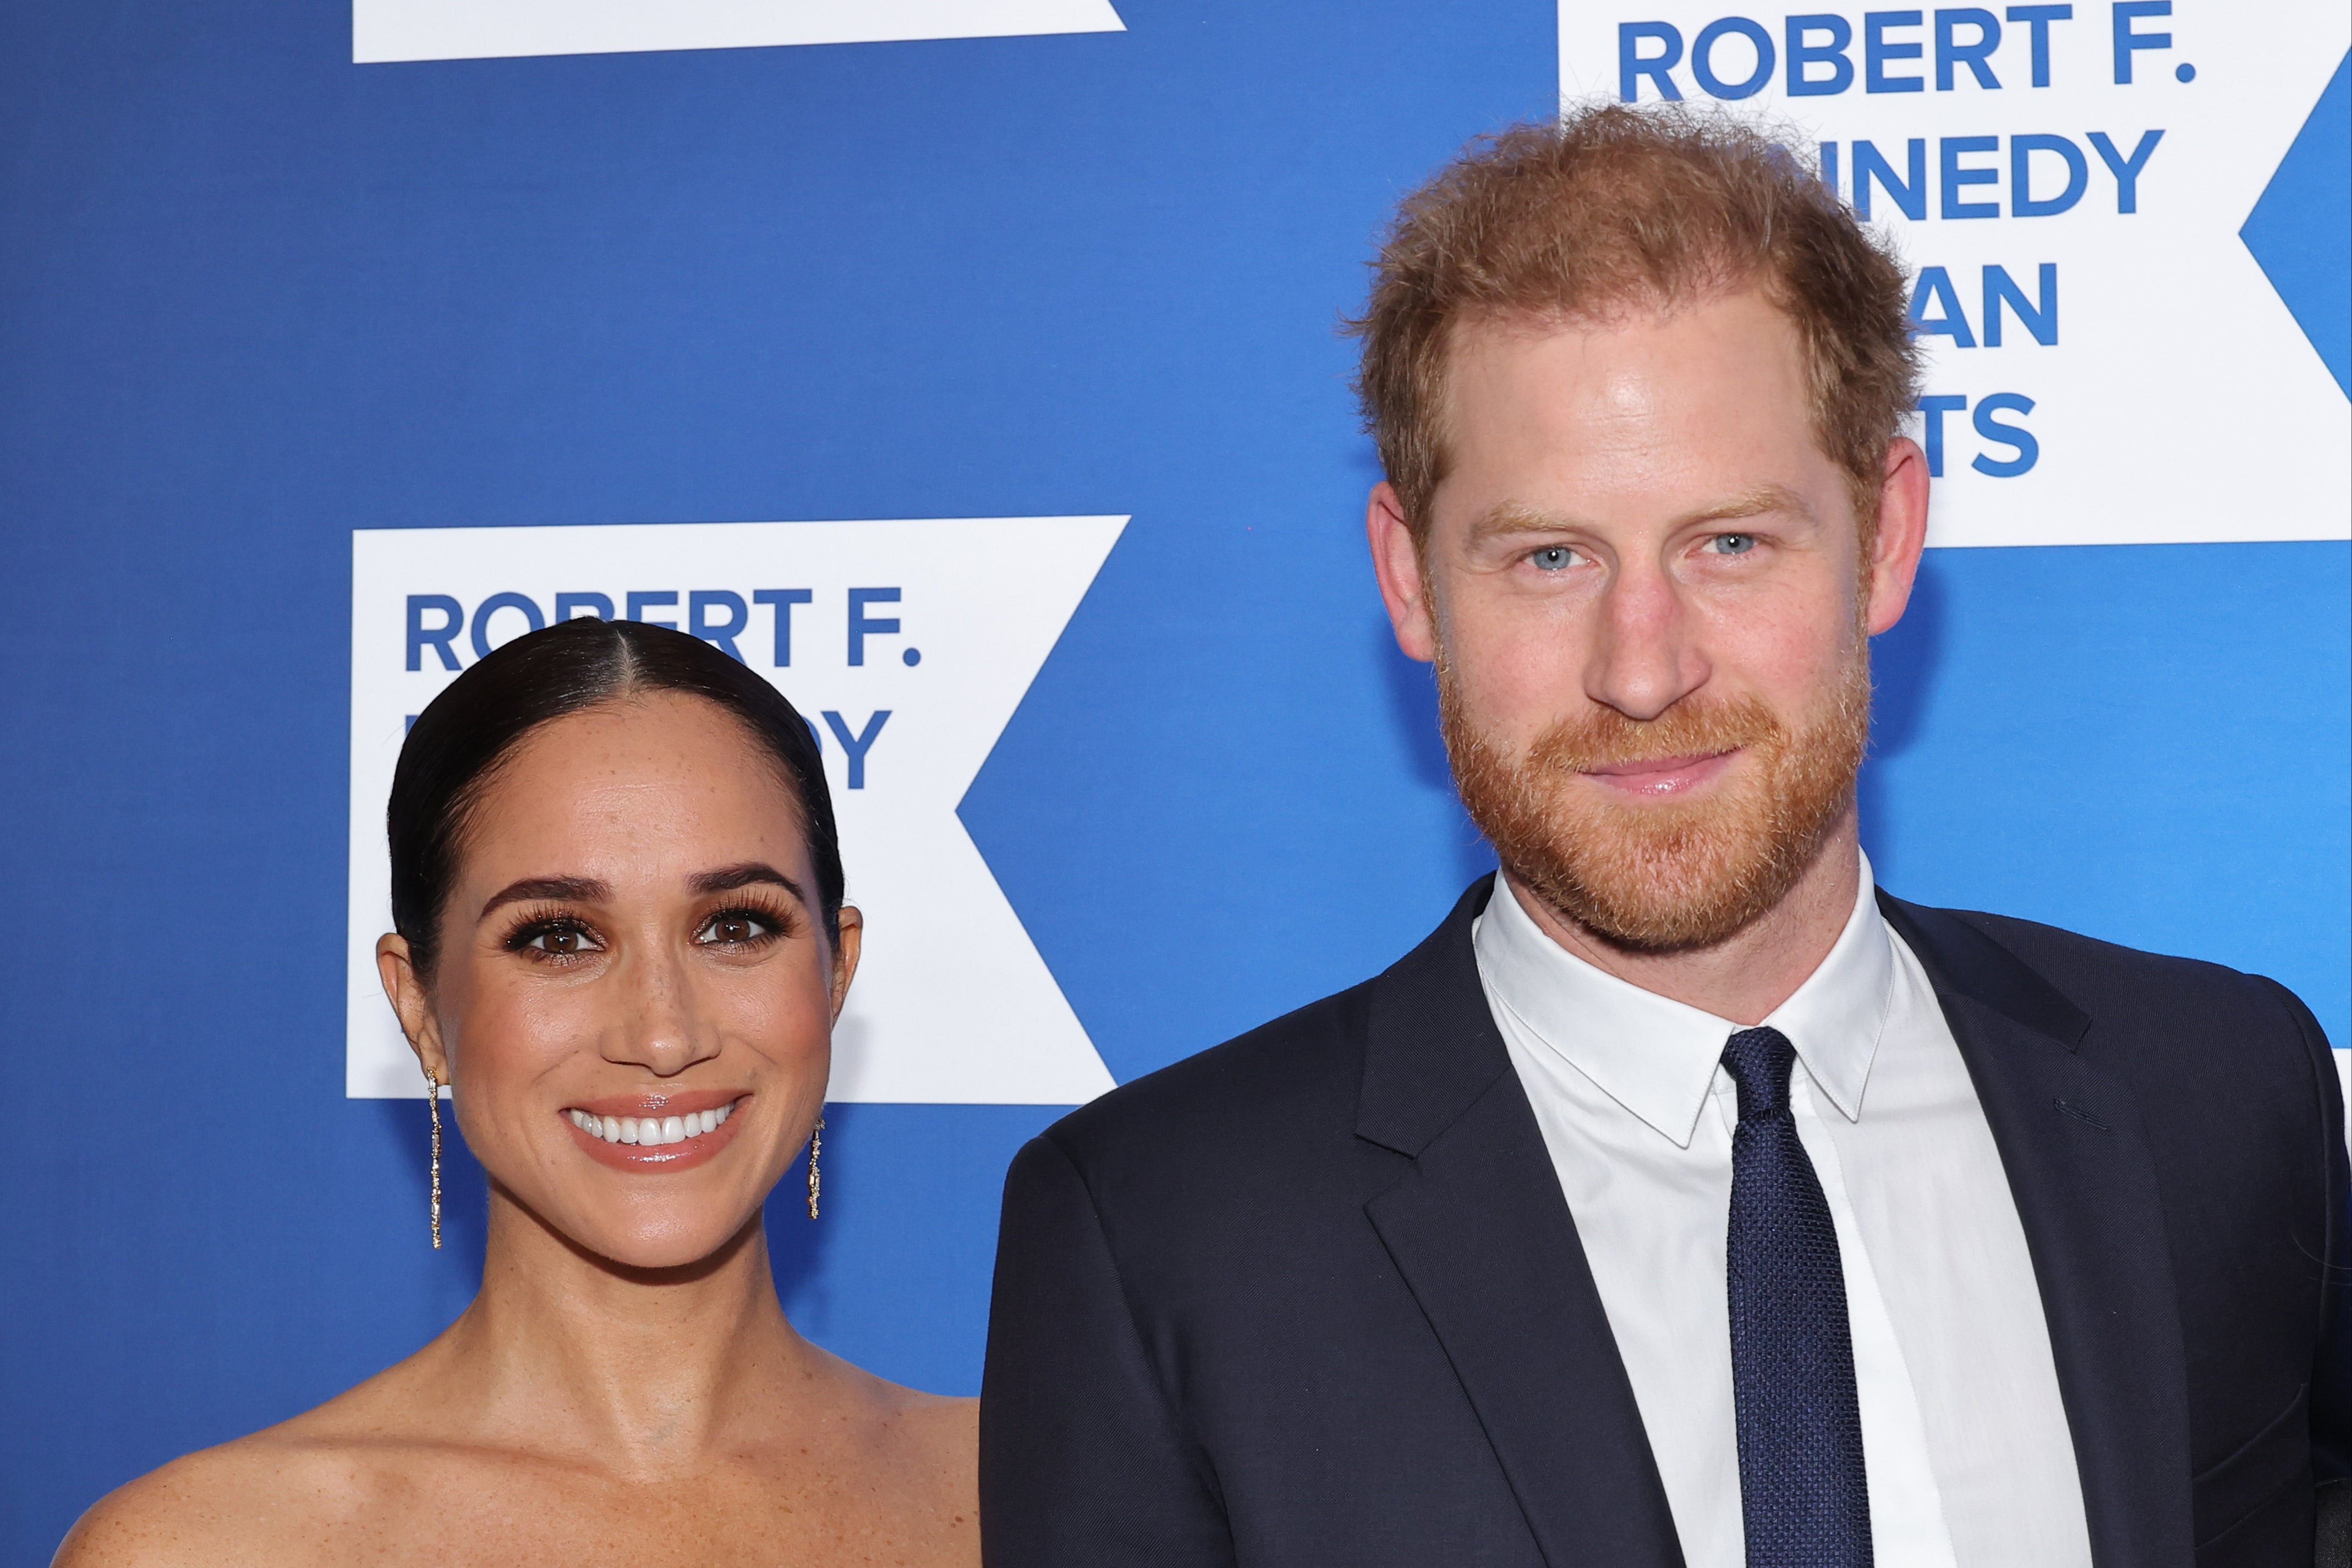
[1583,557,1708,722]
[601,946,720,1077]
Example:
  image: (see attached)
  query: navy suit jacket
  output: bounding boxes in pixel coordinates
[982,879,2351,1567]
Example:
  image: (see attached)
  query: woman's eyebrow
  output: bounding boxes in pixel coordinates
[480,875,608,918]
[690,862,805,901]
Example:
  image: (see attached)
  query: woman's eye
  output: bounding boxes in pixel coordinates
[521,924,597,956]
[1708,533,1758,555]
[1529,546,1578,572]
[699,912,775,946]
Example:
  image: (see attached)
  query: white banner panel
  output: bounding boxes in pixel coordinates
[348,517,1126,1104]
[1559,1,2350,547]
[354,0,1126,64]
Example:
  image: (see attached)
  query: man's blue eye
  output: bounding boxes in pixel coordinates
[1531,547,1575,571]
[1712,533,1757,555]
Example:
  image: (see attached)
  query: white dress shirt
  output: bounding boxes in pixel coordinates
[1473,854,2093,1568]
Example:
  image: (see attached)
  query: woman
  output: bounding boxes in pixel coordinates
[58,618,977,1566]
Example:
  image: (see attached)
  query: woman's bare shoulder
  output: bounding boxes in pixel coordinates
[893,1388,979,1451]
[857,1384,978,1565]
[51,1374,430,1568]
[869,1378,979,1513]
[814,1346,977,1468]
[53,1430,349,1567]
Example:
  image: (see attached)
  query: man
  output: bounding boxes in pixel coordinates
[980,105,2350,1568]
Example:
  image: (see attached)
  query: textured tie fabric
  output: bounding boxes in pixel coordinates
[1721,1025,1873,1568]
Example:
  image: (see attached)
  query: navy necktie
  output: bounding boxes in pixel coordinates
[1721,1025,1872,1568]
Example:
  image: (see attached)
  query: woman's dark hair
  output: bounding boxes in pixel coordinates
[388,616,843,977]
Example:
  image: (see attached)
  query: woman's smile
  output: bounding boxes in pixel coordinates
[562,1090,752,1171]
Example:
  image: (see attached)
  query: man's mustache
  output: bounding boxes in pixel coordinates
[1523,695,1784,774]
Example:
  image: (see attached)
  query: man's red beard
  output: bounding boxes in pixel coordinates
[1438,649,1871,953]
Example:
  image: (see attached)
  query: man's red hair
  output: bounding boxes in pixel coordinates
[1347,103,1921,547]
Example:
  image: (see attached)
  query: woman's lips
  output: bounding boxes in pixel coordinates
[1577,749,1737,797]
[562,1093,750,1172]
[569,1088,742,1119]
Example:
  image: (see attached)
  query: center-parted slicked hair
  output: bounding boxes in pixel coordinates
[1347,102,1920,545]
[387,617,845,979]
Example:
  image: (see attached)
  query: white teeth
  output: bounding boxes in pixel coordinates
[571,1100,741,1147]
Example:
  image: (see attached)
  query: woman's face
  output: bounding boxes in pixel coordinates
[381,692,856,1271]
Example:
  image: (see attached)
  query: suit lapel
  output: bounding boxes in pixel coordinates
[1881,894,2195,1568]
[1359,878,1685,1568]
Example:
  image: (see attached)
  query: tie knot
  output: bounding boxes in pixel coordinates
[1720,1026,1797,1123]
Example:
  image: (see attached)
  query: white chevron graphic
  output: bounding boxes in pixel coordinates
[355,0,1125,63]
[347,517,1127,1105]
[1559,2,2349,548]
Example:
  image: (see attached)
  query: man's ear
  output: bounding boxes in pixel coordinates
[376,933,451,1086]
[1863,437,1931,637]
[1368,481,1438,663]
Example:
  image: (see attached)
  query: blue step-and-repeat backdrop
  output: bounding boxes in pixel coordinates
[3,2,2345,1555]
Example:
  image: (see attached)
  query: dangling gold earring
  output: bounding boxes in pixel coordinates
[805,1115,825,1219]
[424,1062,443,1249]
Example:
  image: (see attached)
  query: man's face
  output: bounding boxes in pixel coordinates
[1369,290,1924,951]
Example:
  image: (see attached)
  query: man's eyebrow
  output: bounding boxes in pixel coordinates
[480,875,608,919]
[1687,484,1815,525]
[1465,487,1817,543]
[1467,501,1581,541]
[689,862,806,901]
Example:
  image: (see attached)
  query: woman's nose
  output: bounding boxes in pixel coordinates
[601,947,720,1076]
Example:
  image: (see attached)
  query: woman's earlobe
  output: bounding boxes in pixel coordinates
[829,907,865,1019]
[375,932,451,1083]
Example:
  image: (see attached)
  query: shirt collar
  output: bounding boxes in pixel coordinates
[1473,852,1894,1148]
